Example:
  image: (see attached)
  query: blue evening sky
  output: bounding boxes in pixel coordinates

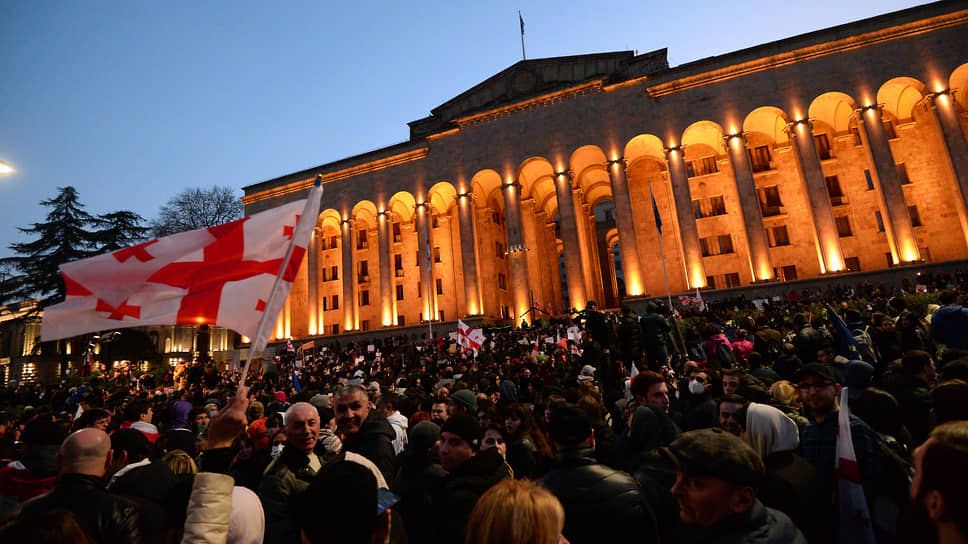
[0,1,924,258]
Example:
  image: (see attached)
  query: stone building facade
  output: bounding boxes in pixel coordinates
[242,1,968,339]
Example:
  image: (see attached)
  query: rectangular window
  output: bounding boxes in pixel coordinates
[323,297,328,311]
[825,175,846,206]
[864,169,875,191]
[433,247,441,263]
[749,145,772,172]
[392,222,402,243]
[814,133,832,160]
[496,242,504,259]
[397,315,405,326]
[758,186,783,217]
[896,163,911,185]
[705,275,717,289]
[875,211,885,232]
[431,214,439,229]
[700,237,713,257]
[331,295,339,310]
[415,251,420,266]
[394,254,402,270]
[693,199,704,219]
[688,156,718,177]
[357,229,368,249]
[883,120,898,140]
[836,216,853,237]
[845,256,861,272]
[498,273,507,289]
[909,205,922,227]
[781,265,798,281]
[329,236,339,249]
[361,320,370,332]
[359,290,369,306]
[358,260,369,283]
[710,196,727,216]
[725,273,741,288]
[331,265,338,281]
[331,324,339,335]
[718,234,734,254]
[396,284,404,301]
[322,267,328,282]
[771,225,790,247]
[850,126,862,147]
[435,278,443,295]
[438,310,445,321]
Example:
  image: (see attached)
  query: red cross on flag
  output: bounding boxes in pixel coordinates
[42,180,324,353]
[836,387,876,544]
[457,319,483,352]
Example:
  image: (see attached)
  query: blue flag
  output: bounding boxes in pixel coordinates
[291,367,302,393]
[650,184,662,234]
[825,304,861,360]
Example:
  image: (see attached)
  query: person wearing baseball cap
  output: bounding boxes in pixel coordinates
[433,415,510,544]
[797,362,885,542]
[661,428,806,543]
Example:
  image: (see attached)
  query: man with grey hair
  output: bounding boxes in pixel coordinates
[21,428,143,543]
[259,402,321,544]
[336,385,397,482]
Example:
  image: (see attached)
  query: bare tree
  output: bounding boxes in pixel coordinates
[150,186,244,237]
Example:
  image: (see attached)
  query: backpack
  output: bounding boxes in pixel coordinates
[715,342,738,369]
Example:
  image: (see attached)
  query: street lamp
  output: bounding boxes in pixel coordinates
[0,161,13,175]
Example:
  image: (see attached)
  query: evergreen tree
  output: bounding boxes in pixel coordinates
[1,186,100,306]
[93,210,149,252]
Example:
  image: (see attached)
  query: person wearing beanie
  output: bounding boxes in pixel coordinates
[542,404,658,544]
[447,389,477,417]
[393,421,446,544]
[662,428,806,543]
[433,414,510,544]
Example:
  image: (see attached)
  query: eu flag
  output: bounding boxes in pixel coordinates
[650,184,662,234]
[825,304,861,360]
[291,367,302,393]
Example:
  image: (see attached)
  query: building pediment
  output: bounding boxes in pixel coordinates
[408,49,668,139]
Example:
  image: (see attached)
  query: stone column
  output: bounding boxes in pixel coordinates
[415,202,435,322]
[377,211,393,327]
[547,220,564,314]
[307,227,321,335]
[456,193,483,316]
[340,218,356,332]
[665,146,707,288]
[723,134,775,282]
[927,92,968,249]
[554,170,587,310]
[502,180,531,327]
[607,158,644,297]
[787,120,846,273]
[856,105,920,263]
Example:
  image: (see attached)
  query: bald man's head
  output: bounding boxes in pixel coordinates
[58,428,112,477]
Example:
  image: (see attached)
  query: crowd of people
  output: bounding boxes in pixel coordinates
[0,269,967,543]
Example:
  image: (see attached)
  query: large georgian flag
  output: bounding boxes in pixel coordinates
[42,182,323,353]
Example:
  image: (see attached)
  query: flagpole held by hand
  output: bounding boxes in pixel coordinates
[239,176,324,394]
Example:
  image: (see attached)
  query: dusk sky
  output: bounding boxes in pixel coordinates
[0,1,925,259]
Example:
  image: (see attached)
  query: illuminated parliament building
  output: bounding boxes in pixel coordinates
[243,1,968,339]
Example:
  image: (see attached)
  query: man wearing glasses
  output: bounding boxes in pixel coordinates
[796,363,885,542]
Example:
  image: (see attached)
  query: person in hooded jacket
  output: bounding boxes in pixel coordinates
[0,419,64,516]
[623,404,682,544]
[740,402,822,542]
[542,404,659,544]
[392,421,446,543]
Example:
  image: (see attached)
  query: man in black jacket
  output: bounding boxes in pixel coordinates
[21,428,143,544]
[542,404,659,544]
[336,385,397,482]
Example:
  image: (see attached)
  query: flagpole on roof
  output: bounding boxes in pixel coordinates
[519,11,526,60]
[240,175,324,392]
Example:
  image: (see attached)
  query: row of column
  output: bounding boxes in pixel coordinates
[306,93,968,333]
